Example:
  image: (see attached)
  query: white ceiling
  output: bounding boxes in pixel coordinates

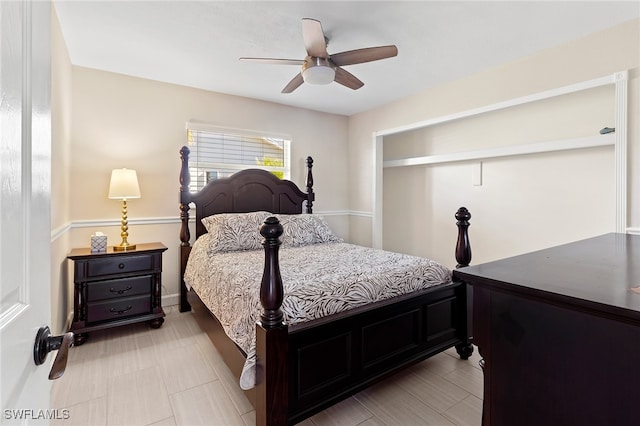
[53,1,640,116]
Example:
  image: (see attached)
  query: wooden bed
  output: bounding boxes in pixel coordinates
[178,146,473,425]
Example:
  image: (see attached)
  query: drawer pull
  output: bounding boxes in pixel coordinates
[110,305,133,315]
[118,263,125,269]
[109,285,132,295]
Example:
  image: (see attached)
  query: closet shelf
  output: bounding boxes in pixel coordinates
[383,133,615,169]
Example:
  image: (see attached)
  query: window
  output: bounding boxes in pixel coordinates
[186,122,291,193]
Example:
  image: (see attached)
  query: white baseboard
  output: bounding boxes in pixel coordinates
[162,293,180,307]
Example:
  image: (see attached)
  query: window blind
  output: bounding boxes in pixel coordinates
[186,126,290,192]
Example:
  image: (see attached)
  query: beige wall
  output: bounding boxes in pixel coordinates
[68,67,349,220]
[348,19,640,268]
[50,6,73,334]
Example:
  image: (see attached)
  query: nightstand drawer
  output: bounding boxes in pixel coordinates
[86,295,151,323]
[87,255,153,277]
[87,275,152,302]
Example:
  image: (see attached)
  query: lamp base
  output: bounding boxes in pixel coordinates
[113,243,136,252]
[114,199,136,251]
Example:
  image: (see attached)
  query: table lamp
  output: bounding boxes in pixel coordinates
[108,168,141,251]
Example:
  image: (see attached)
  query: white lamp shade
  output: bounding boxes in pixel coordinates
[108,168,141,199]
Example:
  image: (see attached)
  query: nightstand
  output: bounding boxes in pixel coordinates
[67,242,167,345]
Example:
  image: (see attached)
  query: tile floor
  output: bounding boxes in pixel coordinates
[51,306,483,426]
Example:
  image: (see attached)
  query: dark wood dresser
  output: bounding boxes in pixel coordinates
[68,242,167,345]
[453,233,640,426]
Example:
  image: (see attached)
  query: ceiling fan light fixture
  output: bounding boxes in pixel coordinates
[302,57,335,85]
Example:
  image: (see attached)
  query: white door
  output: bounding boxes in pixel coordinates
[1,0,54,422]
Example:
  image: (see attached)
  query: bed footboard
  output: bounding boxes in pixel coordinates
[255,208,473,425]
[286,281,470,423]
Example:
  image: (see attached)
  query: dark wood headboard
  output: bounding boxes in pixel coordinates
[179,145,315,242]
[178,145,315,312]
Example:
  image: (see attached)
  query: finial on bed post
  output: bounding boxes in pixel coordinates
[306,156,314,214]
[179,146,191,247]
[455,207,472,268]
[259,217,285,327]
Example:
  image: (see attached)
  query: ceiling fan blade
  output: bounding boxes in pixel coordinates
[331,45,398,66]
[302,18,328,58]
[334,67,364,90]
[281,73,304,93]
[240,57,305,66]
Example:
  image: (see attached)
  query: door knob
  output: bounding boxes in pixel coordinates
[33,326,74,380]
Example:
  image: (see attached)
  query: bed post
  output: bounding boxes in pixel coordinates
[256,217,288,426]
[454,206,474,360]
[455,207,472,268]
[305,156,314,214]
[179,146,192,312]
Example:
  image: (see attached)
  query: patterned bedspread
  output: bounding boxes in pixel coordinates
[184,235,452,390]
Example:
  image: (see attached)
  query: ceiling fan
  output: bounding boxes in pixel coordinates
[240,18,398,93]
